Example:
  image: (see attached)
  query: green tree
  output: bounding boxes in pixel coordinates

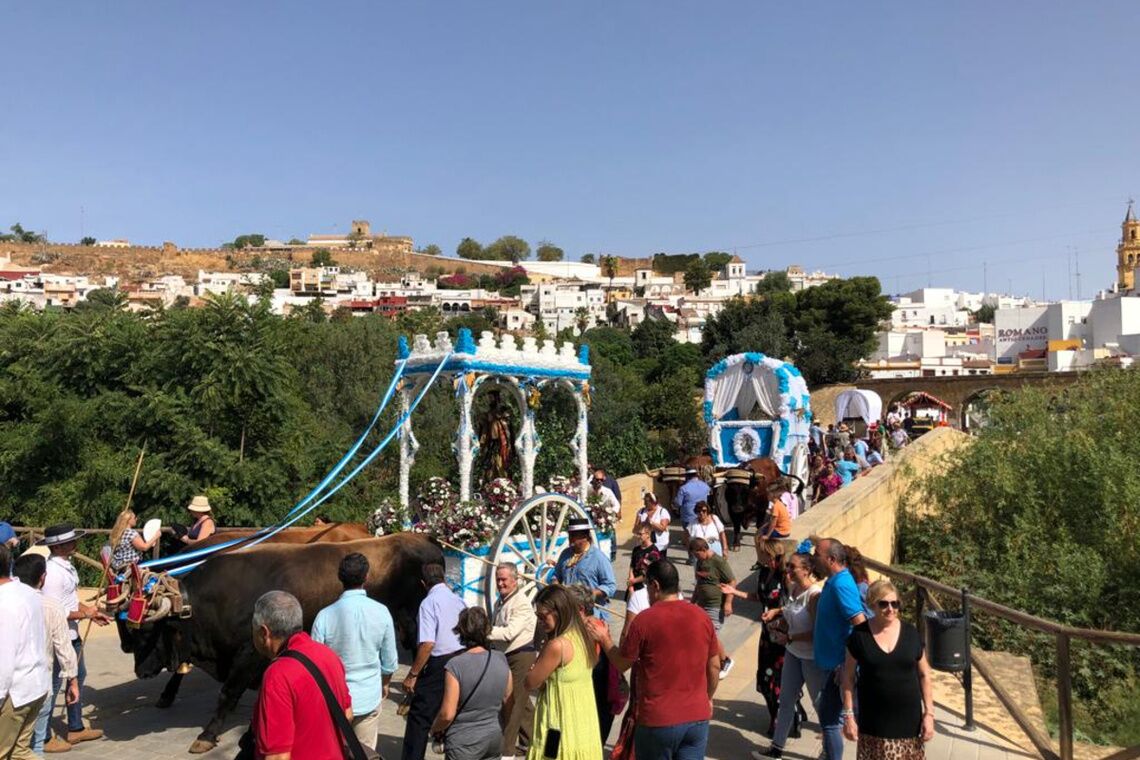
[232,234,266,249]
[974,303,995,323]
[580,254,596,264]
[456,237,483,260]
[418,244,442,256]
[310,248,336,268]
[80,236,96,246]
[4,223,45,244]
[536,241,565,262]
[898,370,1140,745]
[631,318,677,359]
[268,269,290,289]
[703,251,734,271]
[287,238,306,246]
[756,270,792,296]
[700,295,792,363]
[76,288,128,312]
[790,276,893,384]
[683,259,712,295]
[484,235,531,263]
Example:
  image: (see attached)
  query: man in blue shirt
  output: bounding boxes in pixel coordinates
[401,563,466,760]
[808,538,866,760]
[312,553,398,752]
[554,518,617,619]
[673,467,711,562]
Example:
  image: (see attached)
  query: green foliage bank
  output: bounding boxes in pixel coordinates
[897,369,1140,746]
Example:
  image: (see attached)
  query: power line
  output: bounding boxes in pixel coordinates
[723,197,1122,252]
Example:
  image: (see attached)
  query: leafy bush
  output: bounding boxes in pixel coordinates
[897,369,1140,745]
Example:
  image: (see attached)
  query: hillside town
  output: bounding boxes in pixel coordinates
[5,203,1140,378]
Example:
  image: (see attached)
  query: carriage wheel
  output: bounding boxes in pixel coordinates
[483,492,594,613]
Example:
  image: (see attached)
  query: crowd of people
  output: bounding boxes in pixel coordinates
[0,455,937,760]
[807,418,901,504]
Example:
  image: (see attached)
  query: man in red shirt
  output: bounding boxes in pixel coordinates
[250,590,354,760]
[590,559,720,760]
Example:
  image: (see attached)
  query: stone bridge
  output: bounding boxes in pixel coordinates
[814,371,1082,428]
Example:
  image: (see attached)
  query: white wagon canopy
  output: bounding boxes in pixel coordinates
[703,352,812,476]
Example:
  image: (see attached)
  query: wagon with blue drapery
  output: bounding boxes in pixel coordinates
[702,352,813,497]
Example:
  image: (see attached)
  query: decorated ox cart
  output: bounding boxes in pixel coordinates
[703,352,813,485]
[391,328,612,611]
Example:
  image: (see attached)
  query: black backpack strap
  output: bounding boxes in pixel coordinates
[280,649,368,760]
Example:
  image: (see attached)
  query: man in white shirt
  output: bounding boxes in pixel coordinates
[39,525,108,747]
[488,563,537,760]
[13,554,79,755]
[0,541,51,758]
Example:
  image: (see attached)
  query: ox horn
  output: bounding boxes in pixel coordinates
[143,597,173,624]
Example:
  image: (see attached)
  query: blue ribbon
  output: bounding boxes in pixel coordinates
[167,353,453,577]
[146,358,409,571]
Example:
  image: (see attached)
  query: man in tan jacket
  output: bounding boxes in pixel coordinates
[487,563,537,760]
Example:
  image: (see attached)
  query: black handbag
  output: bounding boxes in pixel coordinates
[280,650,381,760]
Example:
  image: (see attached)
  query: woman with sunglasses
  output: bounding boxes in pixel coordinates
[686,501,727,557]
[841,580,935,760]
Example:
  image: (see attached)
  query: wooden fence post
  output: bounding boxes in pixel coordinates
[1056,633,1073,760]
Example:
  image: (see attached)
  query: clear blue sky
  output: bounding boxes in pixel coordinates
[2,2,1138,299]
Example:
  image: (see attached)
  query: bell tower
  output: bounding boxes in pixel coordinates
[1116,201,1140,291]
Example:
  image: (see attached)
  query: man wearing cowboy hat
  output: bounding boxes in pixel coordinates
[553,518,616,620]
[39,524,108,749]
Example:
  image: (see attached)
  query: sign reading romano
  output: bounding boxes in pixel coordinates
[994,306,1049,362]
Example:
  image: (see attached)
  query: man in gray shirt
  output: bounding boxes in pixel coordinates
[402,563,466,760]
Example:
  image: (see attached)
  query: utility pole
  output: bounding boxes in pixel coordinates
[983,261,988,298]
[1066,251,1073,300]
[1073,247,1082,300]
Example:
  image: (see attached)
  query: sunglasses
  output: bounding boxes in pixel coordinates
[877,599,901,610]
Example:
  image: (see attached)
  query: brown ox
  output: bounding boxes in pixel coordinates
[182,522,371,551]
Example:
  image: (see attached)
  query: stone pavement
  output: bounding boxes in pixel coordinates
[57,527,1035,758]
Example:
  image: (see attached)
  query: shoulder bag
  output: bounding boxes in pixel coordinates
[280,650,381,760]
[433,650,492,753]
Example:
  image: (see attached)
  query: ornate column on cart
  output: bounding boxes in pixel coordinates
[397,328,606,609]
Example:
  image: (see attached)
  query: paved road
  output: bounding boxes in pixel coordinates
[57,526,1028,759]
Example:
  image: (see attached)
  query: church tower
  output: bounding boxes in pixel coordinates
[1117,201,1140,291]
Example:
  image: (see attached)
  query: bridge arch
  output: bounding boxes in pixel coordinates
[960,387,1001,432]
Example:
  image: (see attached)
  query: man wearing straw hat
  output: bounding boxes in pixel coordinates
[39,524,109,749]
[553,518,616,620]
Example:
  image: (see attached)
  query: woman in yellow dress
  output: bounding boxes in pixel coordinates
[525,585,602,760]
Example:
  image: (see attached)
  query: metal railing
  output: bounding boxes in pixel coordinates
[863,556,1140,760]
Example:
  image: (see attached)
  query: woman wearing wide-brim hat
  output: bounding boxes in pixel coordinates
[172,495,216,546]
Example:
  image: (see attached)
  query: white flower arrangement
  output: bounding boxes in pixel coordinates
[366,498,409,536]
[586,492,619,534]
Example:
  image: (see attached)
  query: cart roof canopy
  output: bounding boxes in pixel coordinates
[902,391,952,410]
[835,389,883,425]
[703,353,811,423]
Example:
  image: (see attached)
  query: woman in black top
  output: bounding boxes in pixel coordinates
[842,580,935,760]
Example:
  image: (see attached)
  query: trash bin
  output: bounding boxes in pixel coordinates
[924,609,968,672]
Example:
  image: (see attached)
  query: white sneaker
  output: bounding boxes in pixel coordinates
[719,656,734,680]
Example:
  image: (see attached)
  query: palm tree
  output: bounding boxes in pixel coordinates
[574,307,590,334]
[600,255,619,300]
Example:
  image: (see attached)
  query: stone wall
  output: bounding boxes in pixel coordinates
[790,427,971,565]
[613,472,671,544]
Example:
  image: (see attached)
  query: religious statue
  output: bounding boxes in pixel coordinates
[477,389,515,482]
